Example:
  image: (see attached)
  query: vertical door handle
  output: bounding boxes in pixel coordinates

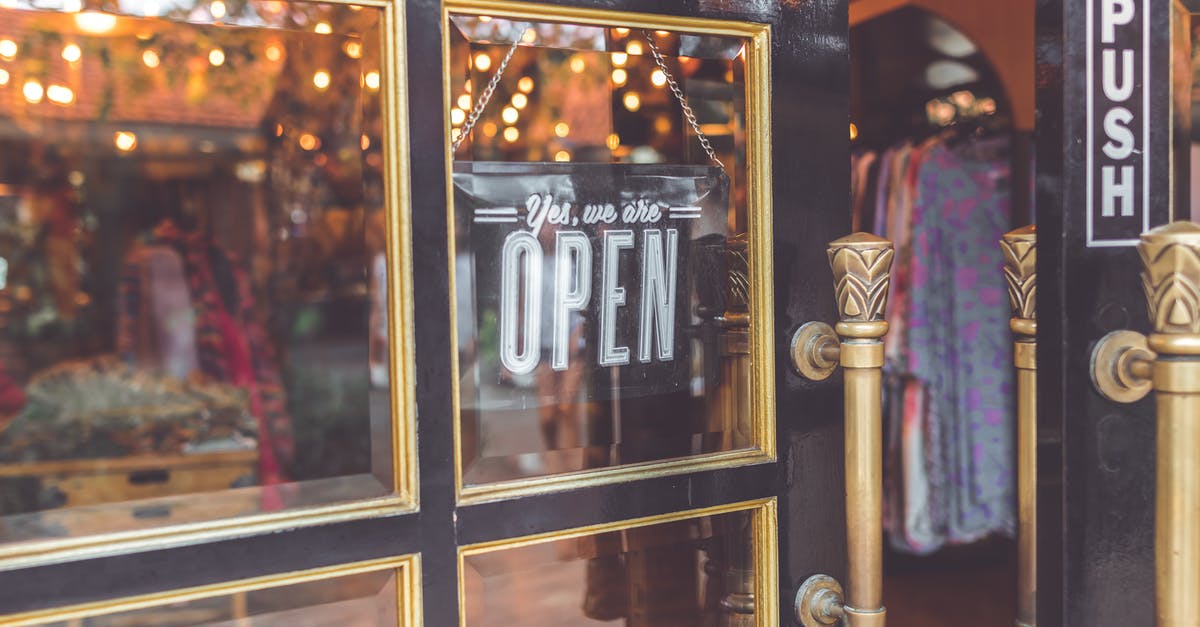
[1002,226,1037,627]
[1090,222,1200,627]
[793,232,893,627]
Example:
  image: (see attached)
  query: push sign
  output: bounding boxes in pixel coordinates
[1087,0,1150,246]
[454,162,728,401]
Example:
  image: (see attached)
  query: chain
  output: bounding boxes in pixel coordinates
[452,32,523,153]
[453,27,726,172]
[643,32,725,170]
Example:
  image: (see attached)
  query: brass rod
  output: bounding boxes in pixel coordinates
[1154,380,1200,627]
[843,352,884,621]
[1128,355,1153,381]
[1015,364,1036,627]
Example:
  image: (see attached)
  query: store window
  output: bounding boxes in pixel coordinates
[446,8,773,497]
[0,0,410,552]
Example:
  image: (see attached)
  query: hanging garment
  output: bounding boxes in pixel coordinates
[903,137,1016,549]
[118,222,293,485]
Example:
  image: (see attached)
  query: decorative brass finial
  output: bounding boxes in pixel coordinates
[1138,222,1200,338]
[827,232,894,327]
[1001,225,1037,322]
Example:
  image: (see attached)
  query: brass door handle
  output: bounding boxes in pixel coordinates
[1002,226,1037,627]
[793,232,893,627]
[1090,222,1200,627]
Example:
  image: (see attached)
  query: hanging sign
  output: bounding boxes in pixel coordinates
[1087,0,1150,247]
[455,162,728,401]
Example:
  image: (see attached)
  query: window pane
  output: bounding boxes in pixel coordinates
[0,0,398,547]
[449,15,761,489]
[462,508,759,626]
[43,565,404,626]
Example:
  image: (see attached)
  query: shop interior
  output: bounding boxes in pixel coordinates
[848,1,1033,625]
[0,1,396,554]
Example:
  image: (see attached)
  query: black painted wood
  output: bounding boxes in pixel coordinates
[0,1,853,623]
[1037,0,1170,624]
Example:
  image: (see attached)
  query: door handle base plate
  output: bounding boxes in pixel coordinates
[795,574,844,626]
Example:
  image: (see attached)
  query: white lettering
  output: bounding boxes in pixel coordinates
[551,231,591,371]
[638,229,679,363]
[599,230,634,367]
[1101,48,1135,101]
[1102,107,1135,159]
[499,231,542,375]
[1102,165,1136,217]
[1101,0,1134,44]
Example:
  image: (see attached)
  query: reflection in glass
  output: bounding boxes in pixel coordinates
[463,509,758,627]
[450,16,756,488]
[45,567,401,626]
[0,1,393,545]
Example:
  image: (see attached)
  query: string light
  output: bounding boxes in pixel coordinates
[517,76,534,93]
[611,52,627,67]
[364,71,380,90]
[626,41,643,55]
[61,43,82,63]
[849,122,858,141]
[503,127,519,142]
[62,0,80,11]
[650,69,666,87]
[312,70,331,90]
[457,94,471,109]
[22,79,42,103]
[0,69,8,86]
[209,0,225,18]
[554,122,569,137]
[473,52,491,72]
[511,93,527,109]
[298,133,319,150]
[501,106,518,124]
[265,44,283,62]
[46,84,74,104]
[554,150,571,162]
[606,133,620,150]
[361,134,370,150]
[315,21,332,34]
[344,40,363,59]
[208,48,225,66]
[521,28,536,43]
[142,49,160,67]
[450,108,466,125]
[142,0,159,15]
[614,27,630,35]
[113,131,137,151]
[0,39,16,60]
[482,122,498,137]
[451,128,462,143]
[611,68,627,86]
[75,11,116,34]
[569,55,585,73]
[622,92,640,112]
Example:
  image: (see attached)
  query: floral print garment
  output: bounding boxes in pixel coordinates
[902,138,1015,551]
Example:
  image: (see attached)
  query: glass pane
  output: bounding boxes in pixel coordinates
[449,14,759,488]
[0,0,397,546]
[462,508,758,626]
[44,566,402,626]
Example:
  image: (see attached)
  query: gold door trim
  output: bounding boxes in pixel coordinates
[457,497,779,627]
[443,0,776,504]
[3,554,423,626]
[0,0,418,571]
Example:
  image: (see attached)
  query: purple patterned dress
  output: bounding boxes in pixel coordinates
[902,137,1015,551]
